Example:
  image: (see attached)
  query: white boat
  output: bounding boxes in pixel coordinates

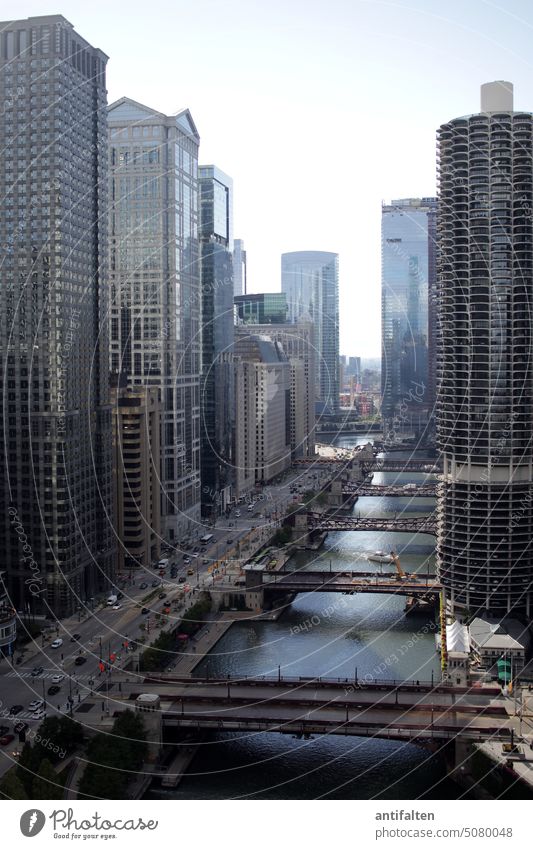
[367,551,394,564]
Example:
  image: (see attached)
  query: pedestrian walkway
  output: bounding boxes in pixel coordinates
[170,611,251,675]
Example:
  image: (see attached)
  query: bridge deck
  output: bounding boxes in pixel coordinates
[260,570,441,596]
[307,515,437,534]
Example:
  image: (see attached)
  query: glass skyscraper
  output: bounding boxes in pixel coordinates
[0,15,114,616]
[198,165,235,517]
[108,97,201,542]
[281,251,339,412]
[234,293,288,325]
[381,198,437,437]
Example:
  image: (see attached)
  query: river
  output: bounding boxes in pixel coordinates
[149,435,463,799]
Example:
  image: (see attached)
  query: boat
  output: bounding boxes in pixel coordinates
[367,551,394,564]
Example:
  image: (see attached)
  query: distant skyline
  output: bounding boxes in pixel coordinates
[3,0,533,355]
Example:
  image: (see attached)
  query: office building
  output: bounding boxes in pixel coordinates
[108,97,201,542]
[281,251,339,412]
[236,321,315,458]
[0,572,17,659]
[233,359,257,500]
[198,165,235,517]
[111,382,161,575]
[235,292,288,325]
[233,238,247,296]
[437,81,533,616]
[234,335,291,482]
[381,198,437,437]
[0,15,115,616]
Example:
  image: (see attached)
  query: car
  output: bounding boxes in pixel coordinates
[178,576,186,583]
[193,546,200,552]
[139,582,148,589]
[74,656,87,666]
[158,592,167,599]
[51,674,64,684]
[47,685,61,696]
[112,604,122,610]
[151,580,159,587]
[30,666,44,677]
[30,710,46,721]
[235,510,241,517]
[191,553,199,559]
[50,638,63,649]
[202,558,209,565]
[199,547,207,553]
[13,721,28,734]
[183,555,191,563]
[29,699,44,711]
[187,568,194,576]
[227,538,233,544]
[8,705,23,716]
[170,571,178,579]
[70,633,81,642]
[0,734,15,746]
[141,607,150,615]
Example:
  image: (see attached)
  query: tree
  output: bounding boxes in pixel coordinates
[16,743,41,795]
[0,771,28,799]
[78,710,147,799]
[34,716,83,764]
[31,758,62,800]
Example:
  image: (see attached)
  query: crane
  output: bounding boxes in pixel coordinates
[390,551,407,580]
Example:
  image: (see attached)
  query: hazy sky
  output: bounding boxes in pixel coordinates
[4,0,533,355]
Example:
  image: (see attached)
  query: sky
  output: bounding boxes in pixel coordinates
[4,0,533,356]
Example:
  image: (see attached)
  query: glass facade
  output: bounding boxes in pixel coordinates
[281,251,339,412]
[235,293,288,325]
[198,166,235,517]
[381,198,437,435]
[108,98,201,541]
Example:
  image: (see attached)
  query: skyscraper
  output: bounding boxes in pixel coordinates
[0,14,114,617]
[233,238,247,296]
[281,251,339,413]
[437,81,533,617]
[108,97,201,542]
[198,165,234,517]
[235,292,288,325]
[381,198,437,439]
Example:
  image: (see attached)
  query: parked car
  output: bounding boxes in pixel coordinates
[30,710,46,721]
[47,685,61,696]
[50,638,63,649]
[30,667,44,677]
[70,634,81,642]
[74,656,87,666]
[0,734,15,746]
[139,582,148,589]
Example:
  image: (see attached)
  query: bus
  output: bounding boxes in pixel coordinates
[200,533,214,545]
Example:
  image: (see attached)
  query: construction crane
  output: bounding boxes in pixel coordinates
[390,551,407,580]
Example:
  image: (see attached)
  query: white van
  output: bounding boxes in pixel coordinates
[107,594,118,606]
[247,503,254,512]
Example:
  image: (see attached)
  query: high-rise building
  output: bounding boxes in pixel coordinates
[198,165,235,517]
[233,238,247,296]
[437,81,533,617]
[0,15,114,616]
[281,251,339,413]
[381,198,437,438]
[108,97,201,543]
[235,322,315,459]
[234,335,291,482]
[111,382,161,575]
[235,292,288,325]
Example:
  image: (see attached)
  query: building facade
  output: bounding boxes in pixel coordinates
[111,383,161,575]
[198,165,235,517]
[108,97,201,543]
[0,15,115,616]
[233,238,247,297]
[234,335,291,482]
[281,251,339,412]
[381,198,437,440]
[235,292,288,325]
[437,81,533,617]
[235,322,315,459]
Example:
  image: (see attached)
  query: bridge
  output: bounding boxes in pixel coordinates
[254,569,441,598]
[306,514,437,534]
[126,675,512,744]
[295,456,441,474]
[343,483,437,497]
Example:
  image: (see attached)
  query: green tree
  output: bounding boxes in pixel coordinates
[31,758,62,800]
[78,710,147,799]
[0,771,28,799]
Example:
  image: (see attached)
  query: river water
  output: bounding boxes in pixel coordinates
[149,435,464,799]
